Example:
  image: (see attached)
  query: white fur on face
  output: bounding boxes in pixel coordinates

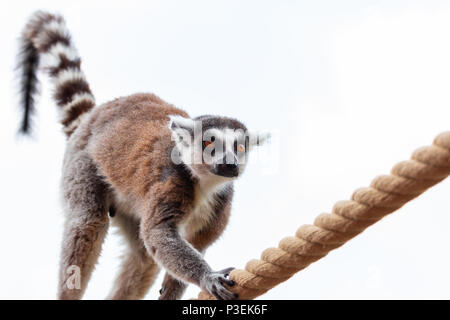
[203,128,246,165]
[168,116,270,180]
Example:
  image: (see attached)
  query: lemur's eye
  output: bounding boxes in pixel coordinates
[203,136,215,148]
[237,144,245,152]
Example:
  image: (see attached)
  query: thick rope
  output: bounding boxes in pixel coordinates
[194,131,450,300]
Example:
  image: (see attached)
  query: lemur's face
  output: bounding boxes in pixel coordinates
[169,115,269,180]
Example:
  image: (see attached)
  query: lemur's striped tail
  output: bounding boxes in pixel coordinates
[17,11,95,137]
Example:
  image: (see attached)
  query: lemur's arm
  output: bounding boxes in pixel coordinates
[144,220,208,283]
[140,209,236,300]
[159,203,232,300]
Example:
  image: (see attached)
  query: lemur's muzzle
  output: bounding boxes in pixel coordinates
[212,153,239,178]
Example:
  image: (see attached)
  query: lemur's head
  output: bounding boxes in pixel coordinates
[169,115,269,181]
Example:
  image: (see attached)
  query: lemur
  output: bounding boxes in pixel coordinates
[16,11,269,300]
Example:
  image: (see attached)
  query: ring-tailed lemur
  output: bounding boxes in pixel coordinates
[16,11,269,300]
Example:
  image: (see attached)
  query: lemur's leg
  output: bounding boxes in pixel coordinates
[158,272,187,300]
[58,154,110,300]
[159,204,232,300]
[107,213,160,300]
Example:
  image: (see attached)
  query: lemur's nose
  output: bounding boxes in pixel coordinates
[225,163,238,170]
[215,163,239,177]
[213,155,239,178]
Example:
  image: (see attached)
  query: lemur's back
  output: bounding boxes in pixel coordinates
[81,93,189,199]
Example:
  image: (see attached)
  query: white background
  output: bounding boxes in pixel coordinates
[1,0,450,299]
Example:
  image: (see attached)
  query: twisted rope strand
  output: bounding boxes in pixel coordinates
[195,131,450,300]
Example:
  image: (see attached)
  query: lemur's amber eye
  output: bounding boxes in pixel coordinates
[237,144,245,152]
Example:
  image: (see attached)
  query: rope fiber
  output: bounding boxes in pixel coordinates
[194,131,450,300]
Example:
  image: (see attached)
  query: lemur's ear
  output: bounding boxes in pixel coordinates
[169,115,195,132]
[248,131,271,149]
[169,115,195,147]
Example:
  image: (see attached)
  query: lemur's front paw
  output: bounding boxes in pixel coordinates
[200,267,238,300]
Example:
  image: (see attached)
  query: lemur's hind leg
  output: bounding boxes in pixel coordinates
[107,213,160,300]
[159,272,187,300]
[58,153,110,300]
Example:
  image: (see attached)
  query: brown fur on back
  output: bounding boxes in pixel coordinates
[87,93,189,199]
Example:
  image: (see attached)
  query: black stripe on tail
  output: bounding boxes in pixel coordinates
[16,36,40,134]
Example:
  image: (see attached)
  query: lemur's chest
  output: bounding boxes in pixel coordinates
[178,180,227,238]
[178,188,218,238]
